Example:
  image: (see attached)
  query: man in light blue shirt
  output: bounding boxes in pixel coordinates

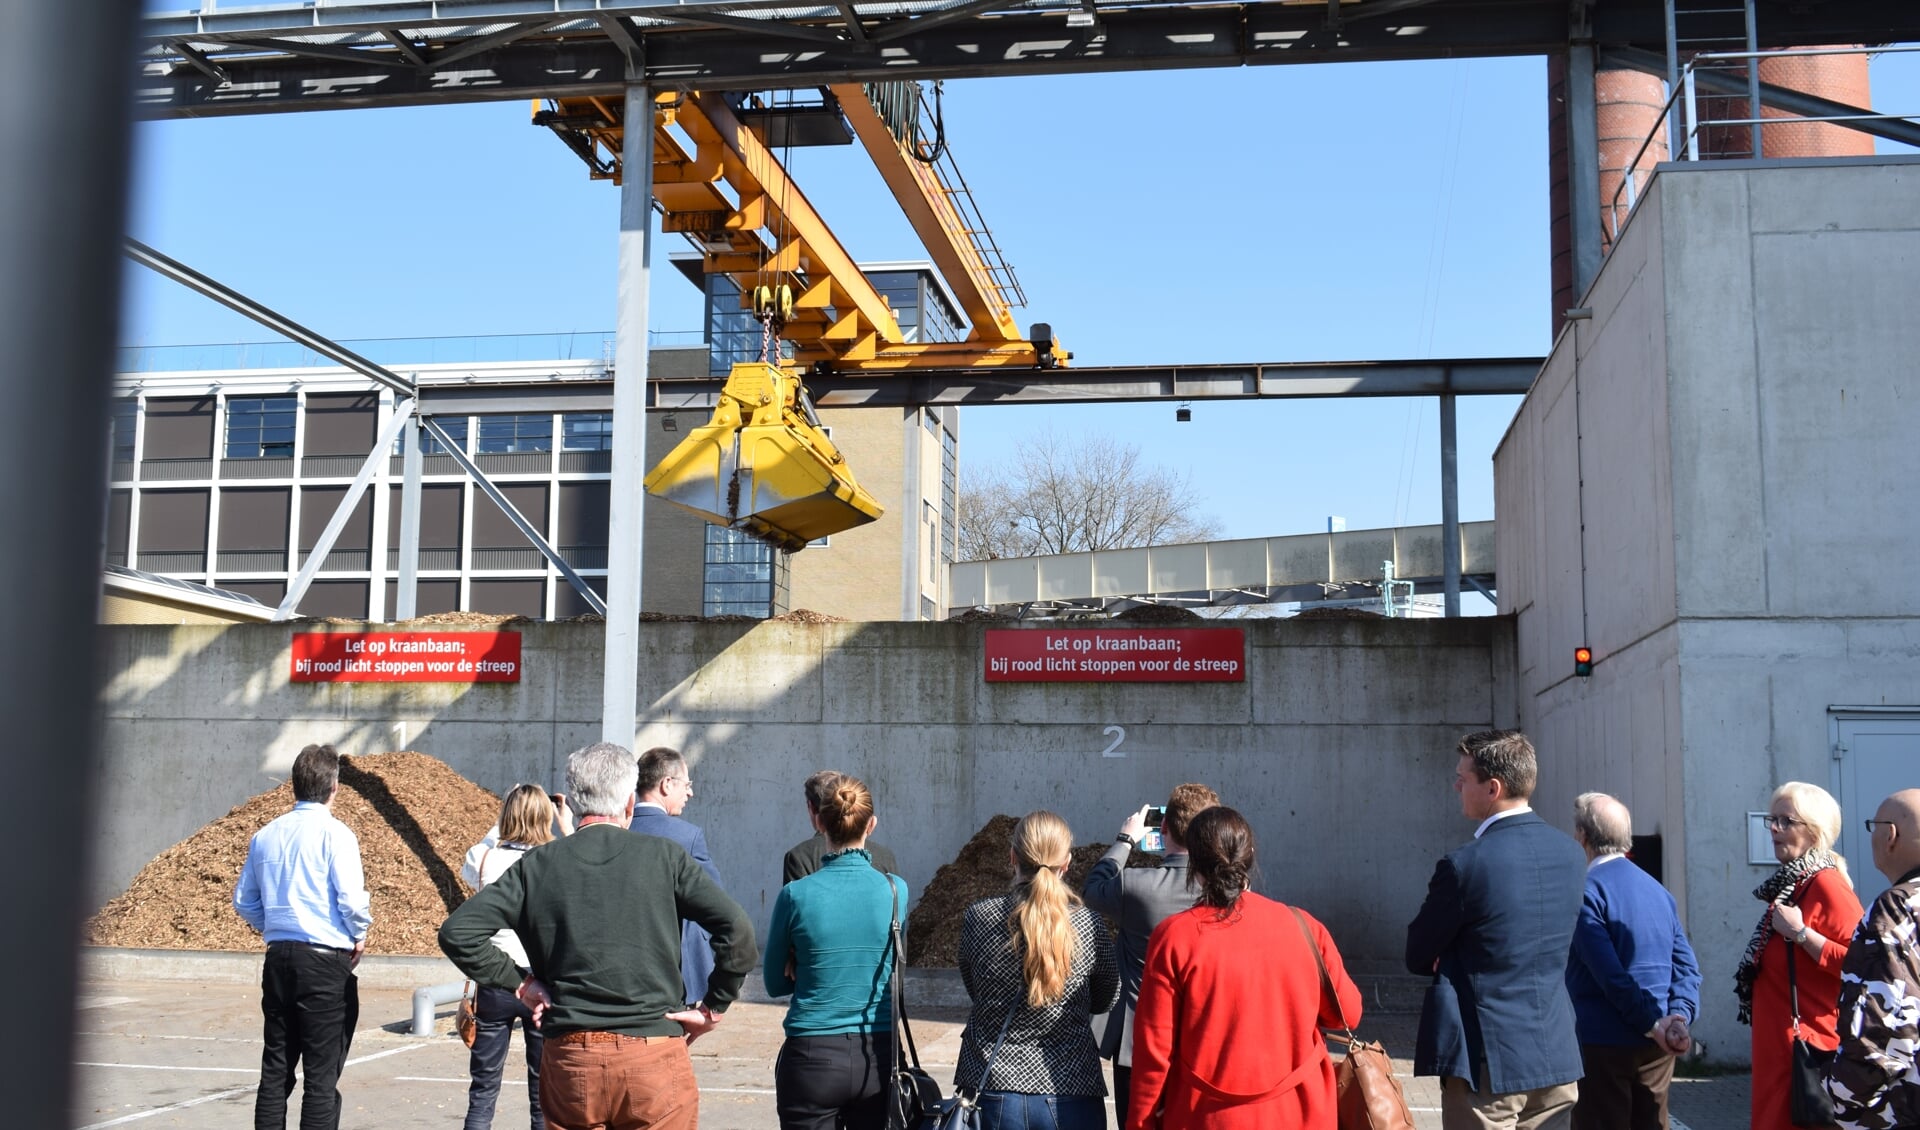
[233,744,371,1130]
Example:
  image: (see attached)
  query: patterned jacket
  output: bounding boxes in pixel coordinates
[1827,869,1920,1130]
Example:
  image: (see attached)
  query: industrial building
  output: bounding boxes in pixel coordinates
[105,260,963,623]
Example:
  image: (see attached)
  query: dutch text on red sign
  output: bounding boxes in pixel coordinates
[982,629,1245,683]
[290,632,522,683]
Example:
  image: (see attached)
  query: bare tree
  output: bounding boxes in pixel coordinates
[958,431,1221,560]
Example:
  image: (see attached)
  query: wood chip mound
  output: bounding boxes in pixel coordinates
[1113,603,1204,623]
[395,611,533,626]
[1291,606,1386,620]
[905,815,1162,967]
[88,751,502,956]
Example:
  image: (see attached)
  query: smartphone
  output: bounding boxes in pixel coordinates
[1140,806,1167,853]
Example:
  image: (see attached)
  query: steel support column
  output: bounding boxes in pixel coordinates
[1566,44,1605,297]
[396,408,424,619]
[1,1,141,1122]
[602,77,654,747]
[1439,391,1461,618]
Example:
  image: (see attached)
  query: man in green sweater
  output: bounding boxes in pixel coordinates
[440,742,757,1130]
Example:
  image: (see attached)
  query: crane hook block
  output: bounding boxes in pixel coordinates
[643,361,884,552]
[751,284,795,322]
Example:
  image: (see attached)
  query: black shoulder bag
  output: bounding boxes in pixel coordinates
[1786,934,1840,1129]
[885,877,947,1130]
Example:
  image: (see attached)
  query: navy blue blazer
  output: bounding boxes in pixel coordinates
[629,805,723,1005]
[1565,855,1701,1046]
[1405,810,1586,1094]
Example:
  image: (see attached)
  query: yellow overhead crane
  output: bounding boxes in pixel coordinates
[534,84,1067,552]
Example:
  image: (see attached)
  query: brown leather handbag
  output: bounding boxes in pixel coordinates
[1290,907,1417,1130]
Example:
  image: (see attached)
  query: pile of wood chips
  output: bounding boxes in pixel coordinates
[88,751,502,956]
[905,815,1162,967]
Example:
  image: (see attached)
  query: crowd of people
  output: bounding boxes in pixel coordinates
[230,735,1920,1130]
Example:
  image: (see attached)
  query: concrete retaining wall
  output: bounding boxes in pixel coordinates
[95,617,1515,967]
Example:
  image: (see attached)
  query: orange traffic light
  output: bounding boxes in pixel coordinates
[1574,647,1593,677]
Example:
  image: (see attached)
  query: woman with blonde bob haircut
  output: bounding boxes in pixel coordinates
[956,811,1119,1130]
[1736,780,1864,1130]
[458,784,572,1130]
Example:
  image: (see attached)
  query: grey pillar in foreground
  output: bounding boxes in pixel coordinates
[0,0,140,1123]
[1566,44,1604,298]
[603,77,654,746]
[1439,392,1461,618]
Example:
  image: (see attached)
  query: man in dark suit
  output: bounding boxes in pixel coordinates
[1082,782,1219,1130]
[628,746,723,1006]
[782,769,898,883]
[1407,729,1586,1130]
[1565,792,1698,1130]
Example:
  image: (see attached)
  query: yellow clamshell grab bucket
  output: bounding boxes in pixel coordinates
[644,361,884,552]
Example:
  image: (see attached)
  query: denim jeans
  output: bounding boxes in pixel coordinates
[255,942,358,1130]
[975,1092,1106,1130]
[463,985,545,1130]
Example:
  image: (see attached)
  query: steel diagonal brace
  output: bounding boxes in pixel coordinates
[685,92,904,345]
[274,399,418,621]
[124,240,416,398]
[419,417,609,617]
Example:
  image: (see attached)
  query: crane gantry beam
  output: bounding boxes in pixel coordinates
[541,87,1059,371]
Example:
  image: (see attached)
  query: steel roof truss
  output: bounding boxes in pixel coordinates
[647,10,849,45]
[379,29,429,67]
[220,36,421,70]
[425,19,568,71]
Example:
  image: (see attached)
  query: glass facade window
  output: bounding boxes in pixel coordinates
[476,414,552,454]
[225,397,296,458]
[940,427,958,564]
[393,417,468,455]
[562,413,613,451]
[703,524,787,617]
[109,400,137,464]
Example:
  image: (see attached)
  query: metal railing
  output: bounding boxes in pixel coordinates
[116,329,706,374]
[1607,45,1920,241]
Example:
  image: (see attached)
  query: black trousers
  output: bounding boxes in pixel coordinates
[1111,1064,1130,1130]
[774,1031,893,1130]
[255,941,359,1130]
[1571,1042,1674,1130]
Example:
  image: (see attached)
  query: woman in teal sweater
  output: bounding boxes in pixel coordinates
[764,774,905,1130]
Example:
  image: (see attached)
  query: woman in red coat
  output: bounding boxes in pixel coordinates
[1128,806,1362,1130]
[1736,781,1866,1130]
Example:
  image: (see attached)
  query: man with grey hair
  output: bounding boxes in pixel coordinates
[440,742,756,1130]
[1565,792,1699,1130]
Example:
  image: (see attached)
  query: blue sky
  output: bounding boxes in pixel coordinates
[121,51,1920,542]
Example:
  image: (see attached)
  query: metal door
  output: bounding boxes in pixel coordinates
[1833,711,1920,907]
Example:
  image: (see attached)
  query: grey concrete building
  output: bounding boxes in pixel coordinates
[1497,155,1920,1062]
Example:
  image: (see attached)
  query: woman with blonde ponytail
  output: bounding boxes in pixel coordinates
[956,811,1119,1130]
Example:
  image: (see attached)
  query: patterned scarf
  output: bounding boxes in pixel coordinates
[1733,849,1837,1025]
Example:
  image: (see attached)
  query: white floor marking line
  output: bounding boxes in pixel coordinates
[77,1062,255,1074]
[395,1076,524,1086]
[76,1032,253,1043]
[74,1038,430,1129]
[76,1084,254,1129]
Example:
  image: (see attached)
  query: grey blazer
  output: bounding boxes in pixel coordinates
[1079,841,1195,1066]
